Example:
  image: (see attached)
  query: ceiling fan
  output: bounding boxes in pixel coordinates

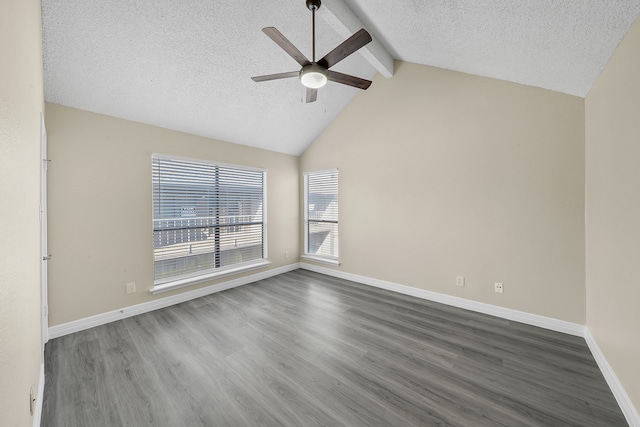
[251,0,373,103]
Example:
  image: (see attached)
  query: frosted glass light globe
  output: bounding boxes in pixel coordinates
[300,64,328,89]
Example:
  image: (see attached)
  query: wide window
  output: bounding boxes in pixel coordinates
[152,154,267,291]
[303,169,339,264]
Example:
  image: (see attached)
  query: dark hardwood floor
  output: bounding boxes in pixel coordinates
[42,269,627,426]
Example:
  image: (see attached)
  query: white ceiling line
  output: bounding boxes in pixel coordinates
[318,0,394,78]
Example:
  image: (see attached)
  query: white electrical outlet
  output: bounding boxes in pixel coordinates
[456,276,465,287]
[126,282,136,294]
[494,282,504,293]
[285,250,289,259]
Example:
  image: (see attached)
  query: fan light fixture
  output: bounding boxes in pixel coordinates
[300,64,328,88]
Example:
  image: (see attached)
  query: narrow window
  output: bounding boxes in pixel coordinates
[152,154,267,290]
[304,169,339,264]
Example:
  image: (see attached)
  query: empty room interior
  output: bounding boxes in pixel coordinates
[2,0,640,426]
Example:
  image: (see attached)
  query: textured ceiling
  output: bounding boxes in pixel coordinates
[344,0,640,97]
[42,1,640,155]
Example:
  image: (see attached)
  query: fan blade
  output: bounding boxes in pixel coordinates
[306,88,318,103]
[318,29,372,69]
[251,71,300,82]
[262,27,310,67]
[327,70,372,90]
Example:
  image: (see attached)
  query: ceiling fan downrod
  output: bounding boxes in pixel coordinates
[307,0,322,62]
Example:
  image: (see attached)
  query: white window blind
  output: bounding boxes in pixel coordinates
[304,169,338,260]
[152,155,266,284]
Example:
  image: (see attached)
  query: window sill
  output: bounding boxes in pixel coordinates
[301,254,341,266]
[150,260,271,295]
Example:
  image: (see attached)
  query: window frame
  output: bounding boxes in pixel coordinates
[302,168,340,266]
[151,153,269,294]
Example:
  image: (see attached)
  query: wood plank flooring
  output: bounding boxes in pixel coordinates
[42,269,627,426]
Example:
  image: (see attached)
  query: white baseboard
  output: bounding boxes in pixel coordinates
[585,329,640,427]
[299,262,585,336]
[48,263,300,339]
[33,362,44,427]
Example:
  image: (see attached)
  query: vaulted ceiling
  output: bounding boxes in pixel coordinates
[42,0,640,155]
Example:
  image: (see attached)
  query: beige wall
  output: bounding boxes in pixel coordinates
[0,0,45,425]
[586,16,640,412]
[301,61,586,323]
[45,103,299,326]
